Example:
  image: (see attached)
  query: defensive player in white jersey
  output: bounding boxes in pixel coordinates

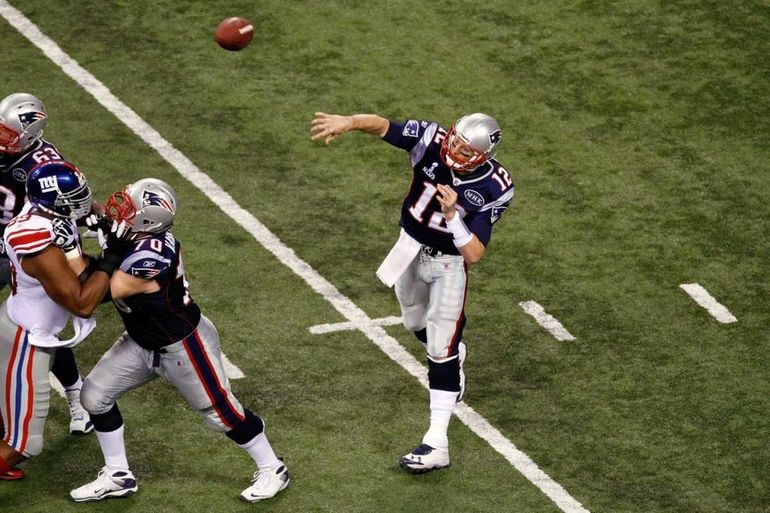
[0,92,96,438]
[70,179,289,503]
[0,160,133,480]
[312,112,513,473]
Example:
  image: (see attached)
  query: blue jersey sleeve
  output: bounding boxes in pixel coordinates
[383,119,431,152]
[465,186,514,246]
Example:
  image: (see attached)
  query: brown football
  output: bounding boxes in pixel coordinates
[214,17,254,51]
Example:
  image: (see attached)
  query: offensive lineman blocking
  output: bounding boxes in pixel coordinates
[70,179,289,503]
[312,112,513,473]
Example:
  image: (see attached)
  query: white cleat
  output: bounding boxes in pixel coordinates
[457,341,467,403]
[399,444,450,474]
[239,463,290,503]
[70,467,138,502]
[66,390,94,435]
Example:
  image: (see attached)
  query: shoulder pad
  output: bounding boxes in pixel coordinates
[119,235,174,279]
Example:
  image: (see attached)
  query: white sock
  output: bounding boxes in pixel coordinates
[64,377,83,395]
[422,389,457,449]
[240,432,280,470]
[96,425,129,471]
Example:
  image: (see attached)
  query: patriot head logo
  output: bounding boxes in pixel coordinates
[17,110,47,129]
[142,190,173,212]
[488,129,501,146]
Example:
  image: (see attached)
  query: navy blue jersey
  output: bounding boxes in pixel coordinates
[383,119,514,254]
[0,139,65,233]
[114,231,201,350]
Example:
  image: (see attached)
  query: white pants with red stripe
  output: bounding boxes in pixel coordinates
[0,301,55,457]
[81,315,246,432]
[395,249,468,359]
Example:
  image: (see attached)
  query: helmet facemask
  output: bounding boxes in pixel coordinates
[54,180,93,219]
[440,127,490,173]
[105,187,138,226]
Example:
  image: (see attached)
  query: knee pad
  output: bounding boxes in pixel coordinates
[225,409,265,445]
[80,379,114,415]
[427,357,460,392]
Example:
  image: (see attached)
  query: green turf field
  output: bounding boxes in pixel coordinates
[0,1,768,512]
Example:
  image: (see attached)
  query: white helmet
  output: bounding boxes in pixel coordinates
[440,113,502,173]
[105,178,177,233]
[0,93,48,155]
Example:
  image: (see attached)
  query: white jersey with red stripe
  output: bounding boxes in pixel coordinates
[3,202,77,345]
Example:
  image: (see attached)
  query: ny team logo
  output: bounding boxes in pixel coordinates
[38,175,59,193]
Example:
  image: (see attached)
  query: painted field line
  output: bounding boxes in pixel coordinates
[221,352,245,379]
[0,4,589,512]
[679,283,737,324]
[519,301,576,341]
[49,373,65,398]
[309,315,402,334]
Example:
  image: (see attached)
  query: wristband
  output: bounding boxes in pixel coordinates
[446,214,473,247]
[64,246,82,261]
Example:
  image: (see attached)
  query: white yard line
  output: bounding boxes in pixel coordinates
[0,4,589,511]
[221,352,245,379]
[49,373,66,398]
[679,283,738,324]
[519,301,576,341]
[309,315,403,334]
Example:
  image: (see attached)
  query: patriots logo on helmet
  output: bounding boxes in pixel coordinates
[142,190,173,212]
[488,129,502,146]
[17,110,46,130]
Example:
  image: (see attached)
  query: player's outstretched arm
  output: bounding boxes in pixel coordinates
[311,112,389,144]
[21,246,112,318]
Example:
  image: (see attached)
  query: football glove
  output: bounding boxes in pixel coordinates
[51,218,81,260]
[85,215,134,276]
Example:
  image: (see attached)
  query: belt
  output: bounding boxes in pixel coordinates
[151,347,167,367]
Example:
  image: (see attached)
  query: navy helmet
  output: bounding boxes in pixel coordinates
[26,161,92,219]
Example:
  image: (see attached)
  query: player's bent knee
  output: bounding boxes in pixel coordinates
[80,379,114,415]
[401,314,426,333]
[427,357,461,392]
[200,407,231,432]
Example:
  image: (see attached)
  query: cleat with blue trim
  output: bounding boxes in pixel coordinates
[399,444,450,474]
[70,467,138,502]
[66,389,94,435]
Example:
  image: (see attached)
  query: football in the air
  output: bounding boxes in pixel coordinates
[214,17,254,51]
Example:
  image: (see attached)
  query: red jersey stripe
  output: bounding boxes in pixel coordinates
[8,230,51,250]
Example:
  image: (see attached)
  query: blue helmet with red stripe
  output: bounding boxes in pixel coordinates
[26,161,93,219]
